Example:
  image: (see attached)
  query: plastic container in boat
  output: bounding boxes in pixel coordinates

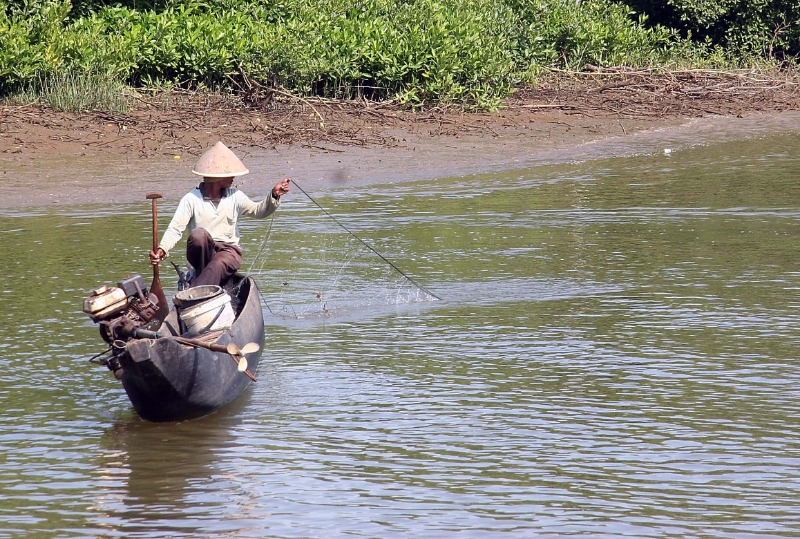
[174,285,223,308]
[176,286,235,336]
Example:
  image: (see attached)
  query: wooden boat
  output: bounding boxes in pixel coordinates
[91,274,265,422]
[83,193,265,422]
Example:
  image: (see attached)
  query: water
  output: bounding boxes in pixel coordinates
[1,126,799,538]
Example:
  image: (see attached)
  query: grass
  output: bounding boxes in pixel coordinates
[28,71,131,113]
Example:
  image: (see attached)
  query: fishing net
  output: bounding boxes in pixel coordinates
[245,182,438,320]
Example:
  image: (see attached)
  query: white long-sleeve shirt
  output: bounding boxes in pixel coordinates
[158,187,280,256]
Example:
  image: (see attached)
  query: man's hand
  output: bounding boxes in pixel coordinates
[272,178,291,198]
[149,248,165,265]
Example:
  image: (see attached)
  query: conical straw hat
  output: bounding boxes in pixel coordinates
[192,141,249,179]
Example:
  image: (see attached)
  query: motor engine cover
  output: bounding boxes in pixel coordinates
[84,285,128,321]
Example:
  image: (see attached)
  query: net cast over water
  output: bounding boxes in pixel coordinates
[246,180,440,320]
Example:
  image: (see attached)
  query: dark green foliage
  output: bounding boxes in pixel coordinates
[509,0,675,70]
[619,0,800,60]
[1,0,796,109]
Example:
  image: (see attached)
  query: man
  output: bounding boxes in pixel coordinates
[149,141,290,287]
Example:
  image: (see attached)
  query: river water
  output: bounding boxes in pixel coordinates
[1,118,799,538]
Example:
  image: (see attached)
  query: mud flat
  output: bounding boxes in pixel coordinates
[2,72,799,209]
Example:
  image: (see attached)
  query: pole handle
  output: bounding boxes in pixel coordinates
[146,192,163,275]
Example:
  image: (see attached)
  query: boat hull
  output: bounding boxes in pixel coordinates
[117,276,264,422]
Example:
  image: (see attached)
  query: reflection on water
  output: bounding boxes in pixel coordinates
[92,400,250,536]
[1,128,799,538]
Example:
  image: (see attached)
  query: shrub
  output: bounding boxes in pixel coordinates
[619,0,800,61]
[1,0,795,110]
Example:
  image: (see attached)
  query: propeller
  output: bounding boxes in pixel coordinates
[226,342,260,372]
[172,336,259,381]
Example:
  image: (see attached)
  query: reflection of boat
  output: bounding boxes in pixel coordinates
[85,274,264,422]
[95,405,246,516]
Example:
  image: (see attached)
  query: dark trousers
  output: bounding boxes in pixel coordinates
[186,228,243,287]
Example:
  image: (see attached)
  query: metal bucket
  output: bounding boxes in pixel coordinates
[176,286,234,336]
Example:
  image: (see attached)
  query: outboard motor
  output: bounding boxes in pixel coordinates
[83,274,161,345]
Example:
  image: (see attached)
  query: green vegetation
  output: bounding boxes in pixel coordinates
[1,0,797,111]
[620,0,800,61]
[8,69,130,111]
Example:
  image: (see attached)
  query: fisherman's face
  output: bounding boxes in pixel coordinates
[219,177,234,188]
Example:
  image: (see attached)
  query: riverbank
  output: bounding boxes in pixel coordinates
[2,71,799,209]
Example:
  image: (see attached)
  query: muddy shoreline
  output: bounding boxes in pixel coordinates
[2,72,799,209]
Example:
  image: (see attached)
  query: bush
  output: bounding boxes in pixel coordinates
[1,0,795,110]
[509,0,677,71]
[269,0,518,108]
[619,0,800,61]
[0,0,71,93]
